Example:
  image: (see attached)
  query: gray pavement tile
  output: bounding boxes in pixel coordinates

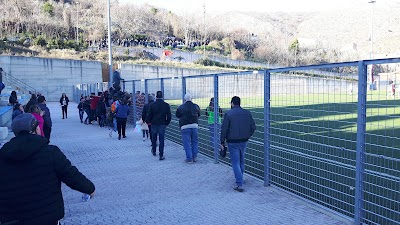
[43,102,353,225]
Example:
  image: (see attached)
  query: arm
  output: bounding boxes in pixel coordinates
[175,106,182,118]
[166,105,172,125]
[220,113,229,144]
[205,107,209,116]
[53,147,95,195]
[250,114,256,136]
[145,106,153,123]
[196,105,201,117]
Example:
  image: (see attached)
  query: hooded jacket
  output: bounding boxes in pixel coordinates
[0,134,95,225]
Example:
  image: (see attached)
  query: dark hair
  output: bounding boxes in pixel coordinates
[30,94,37,100]
[37,95,46,103]
[231,96,241,106]
[156,91,163,99]
[28,105,42,114]
[209,97,215,107]
[11,91,17,96]
[13,103,22,111]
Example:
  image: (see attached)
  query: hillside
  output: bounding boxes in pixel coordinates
[1,0,400,65]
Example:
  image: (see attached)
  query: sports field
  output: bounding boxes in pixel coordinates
[165,91,400,224]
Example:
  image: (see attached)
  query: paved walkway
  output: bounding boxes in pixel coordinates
[47,102,351,225]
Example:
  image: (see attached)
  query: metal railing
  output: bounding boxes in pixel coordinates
[2,71,37,94]
[74,58,400,225]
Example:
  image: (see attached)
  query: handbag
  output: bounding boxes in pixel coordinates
[219,145,227,158]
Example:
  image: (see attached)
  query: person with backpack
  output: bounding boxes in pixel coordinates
[115,99,130,140]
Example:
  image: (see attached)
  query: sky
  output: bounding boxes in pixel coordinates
[118,0,386,13]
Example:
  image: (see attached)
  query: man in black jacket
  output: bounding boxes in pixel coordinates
[145,91,171,160]
[176,93,200,163]
[0,113,95,225]
[37,95,52,141]
[220,96,256,192]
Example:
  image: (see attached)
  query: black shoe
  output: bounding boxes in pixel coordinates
[62,118,64,119]
[151,149,156,156]
[118,136,121,140]
[123,136,127,138]
[159,156,165,160]
[233,185,244,192]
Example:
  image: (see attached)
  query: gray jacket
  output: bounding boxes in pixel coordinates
[220,106,256,144]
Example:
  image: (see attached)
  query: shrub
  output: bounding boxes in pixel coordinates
[42,2,54,17]
[33,36,47,47]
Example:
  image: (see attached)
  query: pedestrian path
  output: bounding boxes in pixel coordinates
[48,102,351,225]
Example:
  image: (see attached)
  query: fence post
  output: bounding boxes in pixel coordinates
[132,81,136,123]
[213,74,219,156]
[160,78,164,98]
[145,79,149,104]
[264,70,271,186]
[182,77,186,104]
[354,60,367,225]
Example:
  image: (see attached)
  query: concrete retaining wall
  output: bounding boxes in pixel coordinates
[119,64,228,80]
[0,56,103,101]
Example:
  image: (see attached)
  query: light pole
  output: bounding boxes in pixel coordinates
[368,0,376,90]
[203,1,206,59]
[76,2,79,44]
[107,0,113,88]
[368,0,376,60]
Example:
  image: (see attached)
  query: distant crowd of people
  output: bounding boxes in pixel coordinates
[88,37,210,51]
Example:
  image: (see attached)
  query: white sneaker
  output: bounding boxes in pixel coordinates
[143,137,146,141]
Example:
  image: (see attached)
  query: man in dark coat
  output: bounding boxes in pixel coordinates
[0,113,95,225]
[24,93,37,113]
[37,95,52,141]
[145,91,171,160]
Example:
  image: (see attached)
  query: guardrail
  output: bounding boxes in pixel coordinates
[74,58,400,225]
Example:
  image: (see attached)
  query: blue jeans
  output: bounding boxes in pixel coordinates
[208,124,221,160]
[228,142,247,186]
[113,118,117,131]
[151,125,166,156]
[181,128,199,160]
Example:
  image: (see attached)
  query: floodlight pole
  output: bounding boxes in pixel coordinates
[107,0,113,88]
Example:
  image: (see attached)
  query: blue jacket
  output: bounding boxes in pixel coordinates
[220,106,256,144]
[115,104,130,118]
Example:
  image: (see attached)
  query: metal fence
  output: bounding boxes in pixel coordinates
[73,58,400,225]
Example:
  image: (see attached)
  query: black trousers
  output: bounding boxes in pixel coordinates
[61,105,68,118]
[43,126,52,141]
[116,117,127,137]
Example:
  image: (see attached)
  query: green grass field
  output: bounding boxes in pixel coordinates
[164,91,400,224]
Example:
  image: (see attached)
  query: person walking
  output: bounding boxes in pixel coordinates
[37,96,52,141]
[115,99,130,140]
[142,95,155,143]
[205,97,223,164]
[145,91,171,160]
[176,94,200,163]
[59,93,69,119]
[0,113,95,225]
[77,97,85,123]
[220,96,256,192]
